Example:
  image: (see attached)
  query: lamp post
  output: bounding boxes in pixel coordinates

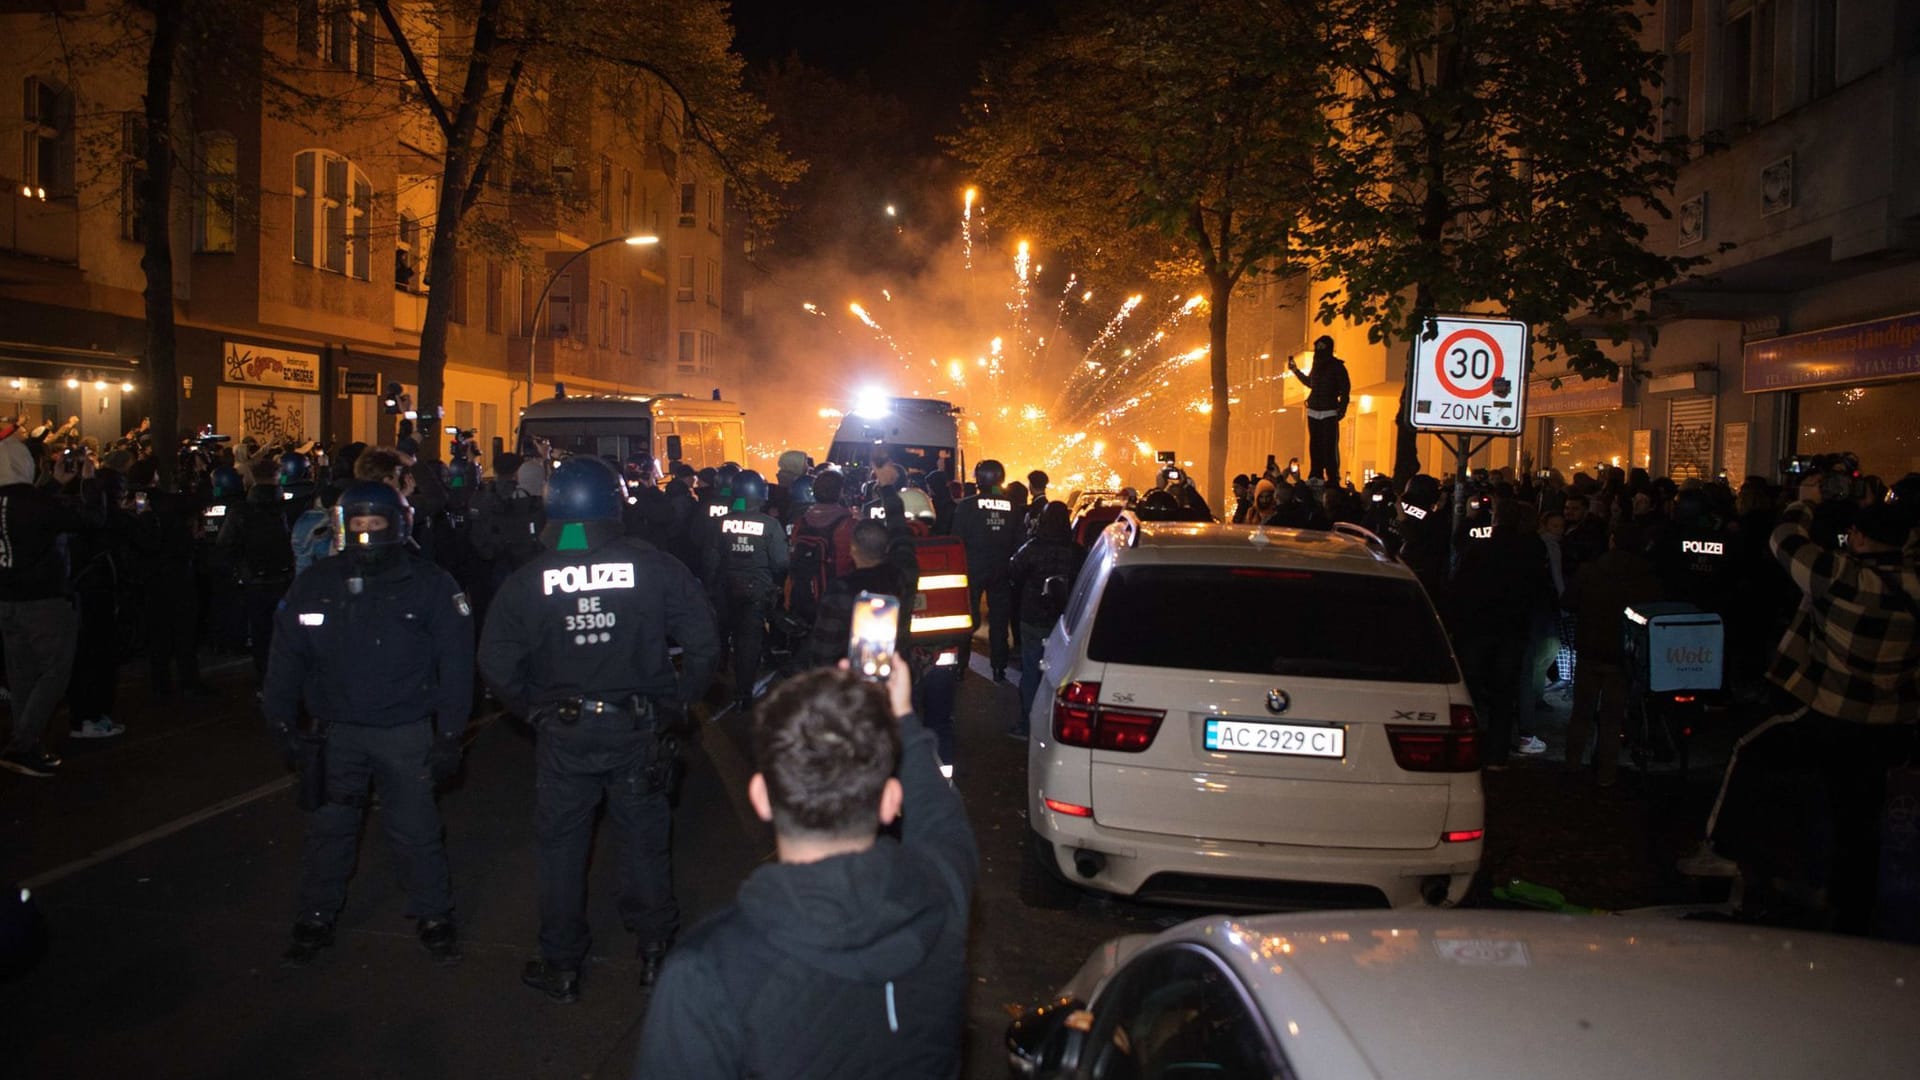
[522,233,659,417]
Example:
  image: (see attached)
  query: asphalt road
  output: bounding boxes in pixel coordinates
[0,649,1738,1078]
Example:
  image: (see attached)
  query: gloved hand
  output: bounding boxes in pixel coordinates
[427,735,463,785]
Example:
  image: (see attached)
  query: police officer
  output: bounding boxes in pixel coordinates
[478,458,718,1002]
[706,469,788,711]
[950,458,1019,681]
[265,481,474,967]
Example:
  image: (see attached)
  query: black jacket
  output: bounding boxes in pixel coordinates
[1298,354,1351,417]
[949,490,1019,583]
[633,713,977,1079]
[1009,531,1082,629]
[0,482,87,602]
[804,561,913,669]
[478,536,718,717]
[263,550,474,734]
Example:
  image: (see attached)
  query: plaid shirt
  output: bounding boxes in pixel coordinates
[1767,503,1920,725]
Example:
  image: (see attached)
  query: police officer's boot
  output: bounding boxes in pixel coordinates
[280,919,333,967]
[418,917,461,965]
[638,938,672,990]
[521,958,581,1004]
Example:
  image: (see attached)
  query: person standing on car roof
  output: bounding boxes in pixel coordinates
[479,457,719,1001]
[949,459,1019,682]
[1288,335,1350,484]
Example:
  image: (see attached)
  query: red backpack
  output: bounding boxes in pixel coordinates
[787,505,854,622]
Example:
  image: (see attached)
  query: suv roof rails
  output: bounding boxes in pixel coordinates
[1111,508,1144,548]
[1330,521,1392,561]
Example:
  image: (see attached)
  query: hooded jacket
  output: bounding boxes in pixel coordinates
[1010,504,1083,627]
[0,438,86,602]
[633,713,978,1079]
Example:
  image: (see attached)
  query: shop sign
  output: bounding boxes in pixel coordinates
[1743,311,1920,393]
[1527,374,1625,416]
[224,341,321,392]
[341,370,380,396]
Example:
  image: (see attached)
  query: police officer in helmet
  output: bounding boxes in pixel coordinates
[950,458,1019,681]
[265,481,475,967]
[705,469,788,712]
[479,457,719,1002]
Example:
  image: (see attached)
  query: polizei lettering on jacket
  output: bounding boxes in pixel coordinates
[542,562,637,595]
[1681,539,1725,556]
[978,498,1012,512]
[721,518,766,536]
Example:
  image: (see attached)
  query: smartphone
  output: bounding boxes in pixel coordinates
[848,591,901,681]
[134,491,149,512]
[1265,454,1278,473]
[1156,450,1176,464]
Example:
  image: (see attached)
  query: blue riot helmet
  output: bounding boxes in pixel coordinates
[974,458,1005,493]
[209,465,244,501]
[789,474,816,511]
[278,451,317,502]
[541,456,624,552]
[335,481,410,571]
[731,469,768,511]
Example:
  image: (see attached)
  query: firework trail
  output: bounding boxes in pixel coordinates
[961,187,976,270]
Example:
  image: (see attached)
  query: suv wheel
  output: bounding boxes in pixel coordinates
[1019,830,1082,911]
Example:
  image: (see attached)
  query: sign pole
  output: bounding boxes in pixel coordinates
[1450,433,1472,573]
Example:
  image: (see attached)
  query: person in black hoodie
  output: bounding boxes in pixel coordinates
[0,431,88,777]
[802,520,912,671]
[1009,502,1083,737]
[634,664,977,1079]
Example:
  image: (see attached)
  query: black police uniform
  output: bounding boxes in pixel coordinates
[950,487,1019,677]
[478,533,719,984]
[263,547,474,933]
[705,507,789,703]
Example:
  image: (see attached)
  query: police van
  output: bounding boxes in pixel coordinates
[517,392,746,474]
[826,395,966,479]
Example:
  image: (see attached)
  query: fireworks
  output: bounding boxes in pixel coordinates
[961,187,977,270]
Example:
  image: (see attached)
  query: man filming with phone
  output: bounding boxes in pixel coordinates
[634,659,978,1078]
[1288,335,1351,484]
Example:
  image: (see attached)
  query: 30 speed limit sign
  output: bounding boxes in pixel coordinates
[1408,316,1529,434]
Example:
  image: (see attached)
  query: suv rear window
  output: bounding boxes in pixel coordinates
[1086,564,1458,683]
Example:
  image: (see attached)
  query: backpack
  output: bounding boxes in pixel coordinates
[788,508,851,623]
[238,501,294,583]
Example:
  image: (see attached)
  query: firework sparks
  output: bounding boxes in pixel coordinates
[962,187,977,269]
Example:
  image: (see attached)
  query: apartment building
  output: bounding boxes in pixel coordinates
[0,2,743,459]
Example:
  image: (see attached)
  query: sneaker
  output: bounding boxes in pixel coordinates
[1677,842,1739,878]
[418,917,462,965]
[521,958,580,1003]
[0,748,61,778]
[70,717,127,740]
[1515,735,1548,755]
[281,920,334,967]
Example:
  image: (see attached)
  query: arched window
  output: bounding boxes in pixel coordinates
[292,149,371,280]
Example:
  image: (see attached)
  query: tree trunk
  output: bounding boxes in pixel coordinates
[1390,280,1436,488]
[140,0,183,489]
[1206,270,1232,509]
[415,167,467,463]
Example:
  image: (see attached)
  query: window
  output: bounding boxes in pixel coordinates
[292,149,371,280]
[1665,2,1694,140]
[444,255,467,324]
[1793,382,1920,481]
[699,330,717,373]
[520,269,538,335]
[395,211,423,291]
[1083,946,1286,1080]
[297,1,376,77]
[197,132,237,253]
[618,288,632,353]
[677,330,696,372]
[484,260,504,333]
[706,257,720,306]
[1810,0,1836,99]
[677,255,695,302]
[707,184,720,233]
[599,156,612,226]
[549,271,573,337]
[1087,565,1458,682]
[21,75,73,198]
[678,181,696,226]
[597,281,610,347]
[1721,3,1755,128]
[120,112,146,242]
[620,168,633,232]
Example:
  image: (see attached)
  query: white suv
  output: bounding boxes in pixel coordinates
[1023,516,1483,910]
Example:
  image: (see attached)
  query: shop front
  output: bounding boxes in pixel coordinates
[1527,373,1629,478]
[1744,310,1920,481]
[217,340,322,445]
[0,341,142,445]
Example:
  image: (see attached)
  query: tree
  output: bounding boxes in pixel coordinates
[371,0,796,460]
[954,0,1332,503]
[1308,0,1705,491]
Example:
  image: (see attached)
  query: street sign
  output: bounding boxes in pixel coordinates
[1408,316,1529,435]
[340,370,380,396]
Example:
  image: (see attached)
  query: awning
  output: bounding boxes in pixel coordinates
[0,340,141,372]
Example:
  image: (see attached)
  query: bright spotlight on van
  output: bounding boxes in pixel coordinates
[853,388,891,419]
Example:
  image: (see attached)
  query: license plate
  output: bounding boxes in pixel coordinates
[1205,718,1345,758]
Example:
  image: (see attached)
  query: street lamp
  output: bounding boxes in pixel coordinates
[522,233,659,415]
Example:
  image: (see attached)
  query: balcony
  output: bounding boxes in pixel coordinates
[1,188,78,264]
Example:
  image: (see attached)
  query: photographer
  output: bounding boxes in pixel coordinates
[634,662,978,1078]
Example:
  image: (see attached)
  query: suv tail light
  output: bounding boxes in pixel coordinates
[1386,704,1481,772]
[1052,681,1165,753]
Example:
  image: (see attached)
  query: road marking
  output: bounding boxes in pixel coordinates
[22,774,295,890]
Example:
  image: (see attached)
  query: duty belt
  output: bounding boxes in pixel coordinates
[549,695,654,727]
